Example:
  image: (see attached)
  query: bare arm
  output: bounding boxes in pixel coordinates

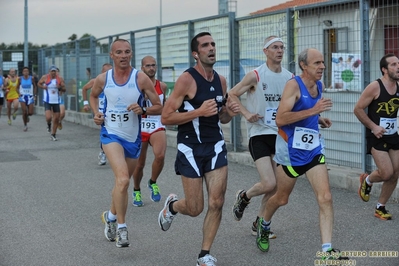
[160,81,168,105]
[58,77,66,92]
[228,71,262,122]
[276,79,332,127]
[89,73,106,125]
[354,80,385,138]
[31,76,38,96]
[38,75,47,89]
[130,72,162,115]
[82,79,95,111]
[218,75,239,123]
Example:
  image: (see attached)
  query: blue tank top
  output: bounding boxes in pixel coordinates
[177,67,224,144]
[20,75,34,95]
[275,76,323,166]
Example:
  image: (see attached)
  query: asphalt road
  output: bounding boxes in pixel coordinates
[0,114,398,266]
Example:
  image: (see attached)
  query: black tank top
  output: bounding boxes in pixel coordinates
[177,67,224,144]
[366,78,399,138]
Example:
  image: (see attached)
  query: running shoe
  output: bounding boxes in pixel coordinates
[47,125,51,133]
[115,227,130,248]
[58,122,63,130]
[375,206,392,220]
[12,113,16,120]
[98,151,107,165]
[51,134,57,141]
[358,173,372,202]
[196,254,217,266]
[148,180,161,202]
[321,248,349,260]
[8,119,11,125]
[101,211,117,242]
[256,217,270,252]
[132,190,143,207]
[23,126,28,132]
[158,193,178,231]
[251,219,276,239]
[232,190,250,221]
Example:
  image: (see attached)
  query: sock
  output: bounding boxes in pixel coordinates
[322,243,332,252]
[198,250,209,259]
[365,176,372,186]
[376,203,385,209]
[149,179,156,185]
[134,188,141,192]
[47,122,51,128]
[117,223,127,229]
[169,201,177,215]
[108,211,117,222]
[242,191,250,202]
[261,219,271,231]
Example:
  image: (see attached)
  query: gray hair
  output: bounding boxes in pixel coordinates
[298,48,311,71]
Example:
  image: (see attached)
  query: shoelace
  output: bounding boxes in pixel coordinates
[238,198,249,211]
[134,192,142,202]
[151,184,160,195]
[201,255,217,264]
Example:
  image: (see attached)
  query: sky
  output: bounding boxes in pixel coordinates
[0,0,288,46]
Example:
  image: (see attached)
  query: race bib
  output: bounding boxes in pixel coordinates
[108,110,133,128]
[20,86,33,95]
[292,127,320,151]
[265,107,277,127]
[141,117,161,133]
[380,117,397,135]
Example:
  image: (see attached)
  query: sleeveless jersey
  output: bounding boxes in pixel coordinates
[177,67,224,144]
[102,68,143,142]
[6,78,19,100]
[246,63,294,137]
[0,77,4,98]
[43,75,60,104]
[98,91,105,113]
[20,75,34,96]
[366,78,399,138]
[274,76,323,166]
[141,80,165,134]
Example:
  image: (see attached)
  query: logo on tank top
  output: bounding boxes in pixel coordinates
[262,83,267,90]
[210,86,215,91]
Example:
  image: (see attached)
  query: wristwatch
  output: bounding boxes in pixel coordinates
[141,107,147,115]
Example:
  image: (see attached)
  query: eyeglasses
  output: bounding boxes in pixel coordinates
[144,64,156,68]
[268,45,285,51]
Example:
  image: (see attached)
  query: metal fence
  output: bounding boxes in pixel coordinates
[3,0,398,171]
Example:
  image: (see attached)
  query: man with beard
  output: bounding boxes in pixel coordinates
[354,53,399,221]
[131,56,167,207]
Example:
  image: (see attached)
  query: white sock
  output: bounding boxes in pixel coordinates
[376,203,384,209]
[322,243,332,252]
[365,176,372,186]
[108,211,117,221]
[118,223,127,229]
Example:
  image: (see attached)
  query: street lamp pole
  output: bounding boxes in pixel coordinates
[160,0,162,26]
[24,0,28,67]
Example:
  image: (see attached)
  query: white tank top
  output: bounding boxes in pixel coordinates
[44,78,60,104]
[246,63,294,137]
[103,68,142,142]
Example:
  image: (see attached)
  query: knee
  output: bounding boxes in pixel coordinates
[378,169,394,181]
[154,152,165,162]
[259,179,277,194]
[186,202,204,217]
[115,176,130,191]
[208,194,225,212]
[317,191,332,206]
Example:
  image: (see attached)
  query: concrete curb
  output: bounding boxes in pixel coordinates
[38,106,399,202]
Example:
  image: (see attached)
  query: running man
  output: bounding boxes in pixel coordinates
[19,67,37,131]
[132,56,167,207]
[229,36,294,239]
[354,53,399,220]
[0,70,4,117]
[259,48,348,261]
[4,68,20,125]
[91,39,162,248]
[38,65,66,141]
[158,32,239,266]
[82,63,113,165]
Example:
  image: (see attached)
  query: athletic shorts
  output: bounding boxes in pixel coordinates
[367,135,399,154]
[44,102,60,113]
[7,97,18,102]
[19,95,35,105]
[175,140,228,178]
[0,97,3,105]
[279,154,325,178]
[100,127,141,159]
[141,128,166,142]
[248,134,276,161]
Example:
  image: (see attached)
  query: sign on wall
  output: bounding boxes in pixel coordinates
[330,53,362,91]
